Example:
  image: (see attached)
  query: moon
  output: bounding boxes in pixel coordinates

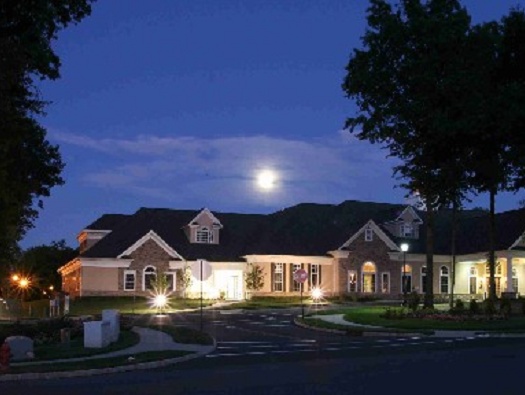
[257,170,277,190]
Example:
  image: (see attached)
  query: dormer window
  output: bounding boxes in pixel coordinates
[401,223,413,237]
[365,228,373,242]
[196,227,213,243]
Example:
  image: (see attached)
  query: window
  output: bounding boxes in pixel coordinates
[401,223,413,237]
[165,272,176,292]
[292,264,302,292]
[196,227,212,243]
[365,228,373,242]
[381,272,390,293]
[362,262,376,293]
[469,267,477,295]
[273,263,284,292]
[348,270,357,292]
[512,267,518,292]
[143,266,156,291]
[124,270,136,291]
[440,266,449,294]
[401,264,412,294]
[421,266,427,293]
[310,264,321,287]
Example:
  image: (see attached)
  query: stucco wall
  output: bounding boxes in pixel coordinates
[82,266,119,291]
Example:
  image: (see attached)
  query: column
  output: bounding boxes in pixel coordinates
[505,255,514,292]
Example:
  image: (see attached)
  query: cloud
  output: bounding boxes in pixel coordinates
[51,130,401,210]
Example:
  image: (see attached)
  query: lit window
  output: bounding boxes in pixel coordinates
[440,266,449,294]
[310,264,321,287]
[348,270,357,292]
[144,266,156,291]
[362,262,376,293]
[292,264,302,292]
[273,263,284,292]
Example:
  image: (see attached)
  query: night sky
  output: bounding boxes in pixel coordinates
[23,0,525,249]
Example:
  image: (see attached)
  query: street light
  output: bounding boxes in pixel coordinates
[401,243,409,306]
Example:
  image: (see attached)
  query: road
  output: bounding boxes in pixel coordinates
[1,308,525,394]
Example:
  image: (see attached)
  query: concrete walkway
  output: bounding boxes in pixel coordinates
[309,314,525,338]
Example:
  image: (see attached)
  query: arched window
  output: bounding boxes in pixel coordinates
[361,262,376,293]
[440,266,449,294]
[143,266,157,291]
[401,264,412,294]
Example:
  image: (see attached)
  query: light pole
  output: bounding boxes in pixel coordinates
[401,243,409,306]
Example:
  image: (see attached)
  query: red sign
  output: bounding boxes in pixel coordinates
[293,269,308,283]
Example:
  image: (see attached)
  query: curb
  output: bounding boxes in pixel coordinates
[0,339,217,382]
[293,317,426,337]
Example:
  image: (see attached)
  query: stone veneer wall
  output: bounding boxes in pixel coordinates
[117,238,173,296]
[338,232,401,298]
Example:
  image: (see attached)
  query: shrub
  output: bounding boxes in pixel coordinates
[407,291,421,312]
[449,299,465,315]
[500,298,512,317]
[381,307,406,319]
[469,299,480,315]
[483,298,497,315]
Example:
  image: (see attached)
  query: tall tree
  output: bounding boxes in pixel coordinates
[0,1,95,263]
[468,10,525,300]
[18,240,77,294]
[342,0,476,308]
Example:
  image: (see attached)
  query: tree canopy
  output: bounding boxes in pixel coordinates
[0,0,95,263]
[343,0,525,304]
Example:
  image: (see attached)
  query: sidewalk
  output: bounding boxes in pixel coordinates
[1,326,216,381]
[309,314,525,338]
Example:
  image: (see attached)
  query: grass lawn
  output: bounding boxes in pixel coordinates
[224,296,325,309]
[33,330,140,360]
[5,350,192,375]
[17,296,217,317]
[318,306,525,331]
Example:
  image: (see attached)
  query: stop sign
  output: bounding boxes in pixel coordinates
[293,268,308,283]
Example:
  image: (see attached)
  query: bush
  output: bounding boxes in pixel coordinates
[483,298,497,315]
[469,299,480,315]
[500,298,512,317]
[0,316,81,345]
[407,291,421,312]
[449,299,465,315]
[380,307,406,319]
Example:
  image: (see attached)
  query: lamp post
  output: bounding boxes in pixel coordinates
[401,243,409,306]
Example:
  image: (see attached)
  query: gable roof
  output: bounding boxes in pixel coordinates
[80,201,525,261]
[339,220,400,251]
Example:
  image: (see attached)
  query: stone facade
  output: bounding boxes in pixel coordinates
[117,239,173,296]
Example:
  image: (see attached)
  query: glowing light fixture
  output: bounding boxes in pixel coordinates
[19,278,29,289]
[11,274,19,282]
[311,287,323,303]
[153,294,167,309]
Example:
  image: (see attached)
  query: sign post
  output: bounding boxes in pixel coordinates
[192,260,212,332]
[293,269,308,319]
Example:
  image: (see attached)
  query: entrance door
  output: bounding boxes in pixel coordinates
[226,275,240,300]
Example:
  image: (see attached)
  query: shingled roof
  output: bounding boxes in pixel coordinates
[80,201,525,260]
